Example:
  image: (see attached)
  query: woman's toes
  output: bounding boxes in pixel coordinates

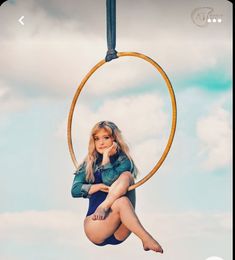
[92,214,97,220]
[142,237,163,253]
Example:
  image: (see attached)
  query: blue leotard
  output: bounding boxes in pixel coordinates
[86,169,123,246]
[86,170,108,217]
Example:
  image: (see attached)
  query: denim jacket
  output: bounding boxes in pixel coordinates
[71,151,135,199]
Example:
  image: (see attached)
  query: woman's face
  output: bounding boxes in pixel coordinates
[94,128,114,154]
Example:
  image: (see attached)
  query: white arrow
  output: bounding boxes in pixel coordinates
[18,16,24,25]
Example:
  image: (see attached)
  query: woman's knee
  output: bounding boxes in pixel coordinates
[120,171,134,185]
[111,196,132,211]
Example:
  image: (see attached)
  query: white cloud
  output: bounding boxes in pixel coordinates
[0,210,82,246]
[0,82,29,116]
[196,98,232,171]
[0,0,232,98]
[132,137,169,177]
[56,93,170,173]
[78,56,166,96]
[0,209,231,260]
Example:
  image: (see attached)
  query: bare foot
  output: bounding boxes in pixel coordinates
[92,206,109,220]
[142,236,163,253]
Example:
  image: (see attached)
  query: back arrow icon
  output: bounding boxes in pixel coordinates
[18,16,24,25]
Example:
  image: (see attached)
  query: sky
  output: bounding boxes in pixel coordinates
[0,0,232,260]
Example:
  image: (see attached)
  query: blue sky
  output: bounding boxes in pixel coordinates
[0,1,232,260]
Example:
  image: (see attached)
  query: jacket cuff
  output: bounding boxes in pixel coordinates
[81,184,92,198]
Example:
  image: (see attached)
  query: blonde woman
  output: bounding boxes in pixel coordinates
[71,121,163,253]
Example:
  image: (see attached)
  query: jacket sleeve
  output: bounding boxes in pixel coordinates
[99,155,134,186]
[71,162,92,199]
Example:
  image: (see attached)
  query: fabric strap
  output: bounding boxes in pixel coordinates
[105,0,118,62]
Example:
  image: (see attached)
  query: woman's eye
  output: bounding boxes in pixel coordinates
[94,136,110,141]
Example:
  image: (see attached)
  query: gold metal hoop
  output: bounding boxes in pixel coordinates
[67,52,177,191]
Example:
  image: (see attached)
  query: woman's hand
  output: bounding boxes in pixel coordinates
[88,183,109,195]
[102,142,118,165]
[103,142,118,157]
[100,183,110,193]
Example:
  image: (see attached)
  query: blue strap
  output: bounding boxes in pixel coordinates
[105,0,118,62]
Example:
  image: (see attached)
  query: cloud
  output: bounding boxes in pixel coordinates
[0,82,29,117]
[56,92,170,173]
[0,0,232,99]
[0,210,82,246]
[196,96,232,171]
[59,85,233,178]
[0,209,231,260]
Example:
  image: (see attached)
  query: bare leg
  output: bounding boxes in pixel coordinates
[92,171,133,220]
[84,196,163,253]
[113,196,163,253]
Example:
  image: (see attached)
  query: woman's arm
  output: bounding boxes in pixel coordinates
[88,183,109,195]
[71,162,91,198]
[71,163,109,198]
[71,173,91,198]
[99,154,134,186]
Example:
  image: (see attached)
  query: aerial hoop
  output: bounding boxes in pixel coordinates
[67,52,177,191]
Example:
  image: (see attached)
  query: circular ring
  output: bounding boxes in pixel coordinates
[67,52,177,191]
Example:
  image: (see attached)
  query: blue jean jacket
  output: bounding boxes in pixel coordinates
[71,151,135,199]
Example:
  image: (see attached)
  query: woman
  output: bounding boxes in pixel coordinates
[71,121,163,253]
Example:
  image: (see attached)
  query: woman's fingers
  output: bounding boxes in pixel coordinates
[103,142,117,157]
[100,187,109,192]
[109,142,117,156]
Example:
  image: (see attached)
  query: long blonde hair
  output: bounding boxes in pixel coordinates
[83,121,137,182]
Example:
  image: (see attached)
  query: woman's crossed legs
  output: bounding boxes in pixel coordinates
[84,172,163,253]
[92,171,135,220]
